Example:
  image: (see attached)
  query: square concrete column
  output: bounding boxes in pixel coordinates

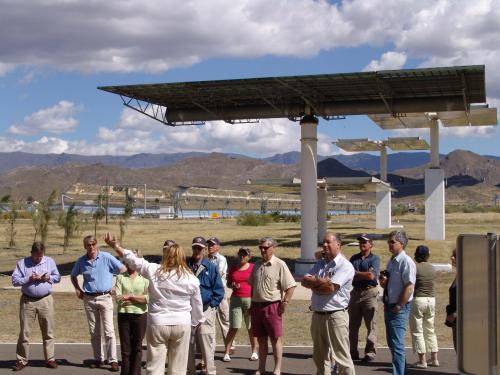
[376,187,391,229]
[425,168,445,240]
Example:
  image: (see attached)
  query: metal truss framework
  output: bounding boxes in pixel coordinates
[99,65,486,126]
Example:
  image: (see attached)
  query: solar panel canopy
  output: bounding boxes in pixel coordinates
[98,65,486,124]
[369,107,497,129]
[335,137,429,152]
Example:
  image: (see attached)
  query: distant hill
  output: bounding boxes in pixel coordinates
[394,150,500,185]
[0,153,300,199]
[317,158,371,178]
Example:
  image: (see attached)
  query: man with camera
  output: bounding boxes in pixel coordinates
[348,234,380,362]
[379,230,416,375]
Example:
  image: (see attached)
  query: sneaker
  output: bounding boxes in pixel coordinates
[411,362,427,369]
[250,352,259,361]
[12,360,27,371]
[222,354,231,362]
[110,362,120,372]
[429,359,440,367]
[46,360,58,369]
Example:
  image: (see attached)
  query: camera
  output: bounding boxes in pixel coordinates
[380,270,390,278]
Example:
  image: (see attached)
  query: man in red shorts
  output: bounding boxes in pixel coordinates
[249,237,296,375]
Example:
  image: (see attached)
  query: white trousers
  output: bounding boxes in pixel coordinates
[409,297,439,354]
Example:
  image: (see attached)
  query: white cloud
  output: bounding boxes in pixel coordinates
[8,101,80,135]
[363,51,407,71]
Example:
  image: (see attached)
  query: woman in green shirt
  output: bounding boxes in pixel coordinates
[114,249,149,375]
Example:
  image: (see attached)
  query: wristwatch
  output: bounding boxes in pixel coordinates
[395,304,402,310]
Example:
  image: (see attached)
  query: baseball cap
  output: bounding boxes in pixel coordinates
[191,236,207,248]
[357,234,372,242]
[207,237,220,246]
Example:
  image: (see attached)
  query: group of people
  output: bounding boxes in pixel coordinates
[303,230,457,375]
[11,230,457,375]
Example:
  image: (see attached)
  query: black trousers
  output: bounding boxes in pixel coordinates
[117,312,147,375]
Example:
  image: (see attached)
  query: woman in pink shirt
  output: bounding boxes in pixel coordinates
[223,247,258,362]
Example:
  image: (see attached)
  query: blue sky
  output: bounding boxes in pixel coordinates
[0,0,499,157]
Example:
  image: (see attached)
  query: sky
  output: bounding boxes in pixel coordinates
[0,0,499,158]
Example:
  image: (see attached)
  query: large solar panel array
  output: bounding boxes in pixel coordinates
[98,65,486,125]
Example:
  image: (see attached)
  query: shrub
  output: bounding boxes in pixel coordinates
[236,212,272,226]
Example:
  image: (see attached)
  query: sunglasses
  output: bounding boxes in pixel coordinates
[387,240,398,245]
[259,246,272,251]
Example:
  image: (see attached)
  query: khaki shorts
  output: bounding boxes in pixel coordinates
[229,297,251,329]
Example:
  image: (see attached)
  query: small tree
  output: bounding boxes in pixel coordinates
[34,190,57,245]
[119,200,134,243]
[58,203,80,253]
[93,207,105,238]
[2,195,19,247]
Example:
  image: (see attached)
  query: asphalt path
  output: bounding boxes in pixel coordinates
[0,344,458,374]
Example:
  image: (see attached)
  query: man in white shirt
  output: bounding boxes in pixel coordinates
[302,232,356,375]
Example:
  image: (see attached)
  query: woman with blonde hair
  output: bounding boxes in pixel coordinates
[104,233,204,375]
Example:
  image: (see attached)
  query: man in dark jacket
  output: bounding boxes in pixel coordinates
[187,236,224,375]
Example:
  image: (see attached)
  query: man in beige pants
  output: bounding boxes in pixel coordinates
[71,235,126,372]
[302,232,356,375]
[11,242,61,371]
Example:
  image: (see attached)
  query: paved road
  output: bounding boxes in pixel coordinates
[0,344,458,374]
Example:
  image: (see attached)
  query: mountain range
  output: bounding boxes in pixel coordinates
[0,150,498,202]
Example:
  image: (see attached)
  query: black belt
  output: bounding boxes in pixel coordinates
[22,293,50,300]
[85,291,111,297]
[314,308,346,315]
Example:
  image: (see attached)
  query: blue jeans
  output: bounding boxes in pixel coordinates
[384,303,410,375]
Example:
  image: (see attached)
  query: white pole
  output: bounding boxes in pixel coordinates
[430,120,440,167]
[144,184,147,216]
[296,115,319,276]
[380,145,388,181]
[317,187,327,243]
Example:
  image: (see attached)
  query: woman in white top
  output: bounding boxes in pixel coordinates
[104,233,204,375]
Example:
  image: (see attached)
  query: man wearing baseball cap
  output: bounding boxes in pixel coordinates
[348,234,381,362]
[206,237,233,355]
[187,236,224,375]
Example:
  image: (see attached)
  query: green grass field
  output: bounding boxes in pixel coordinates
[1,212,498,356]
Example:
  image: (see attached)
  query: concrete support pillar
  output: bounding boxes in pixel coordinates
[430,120,440,168]
[376,144,391,229]
[317,187,327,243]
[425,168,445,239]
[295,115,319,276]
[380,145,388,181]
[376,186,391,229]
[425,119,445,240]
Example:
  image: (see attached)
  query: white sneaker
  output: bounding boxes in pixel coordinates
[222,354,231,362]
[249,352,259,361]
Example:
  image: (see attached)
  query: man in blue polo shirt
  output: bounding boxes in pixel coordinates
[71,235,126,372]
[348,233,381,362]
